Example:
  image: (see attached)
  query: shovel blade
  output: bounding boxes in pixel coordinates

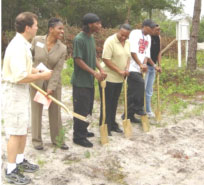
[141,116,150,132]
[100,124,108,145]
[155,110,161,122]
[123,119,132,138]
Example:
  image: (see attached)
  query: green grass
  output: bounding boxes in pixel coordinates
[62,52,204,115]
[37,159,47,168]
[61,58,74,86]
[151,52,204,115]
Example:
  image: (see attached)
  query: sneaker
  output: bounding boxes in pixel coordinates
[5,167,31,185]
[17,159,39,173]
[147,112,155,118]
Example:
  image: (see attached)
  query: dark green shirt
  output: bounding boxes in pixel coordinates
[71,32,96,88]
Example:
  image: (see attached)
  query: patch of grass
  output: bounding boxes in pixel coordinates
[169,98,188,115]
[151,55,204,115]
[197,51,204,68]
[37,159,46,168]
[61,58,74,86]
[64,159,81,165]
[154,121,169,128]
[103,158,127,185]
[54,127,67,152]
[84,150,91,159]
[182,103,204,119]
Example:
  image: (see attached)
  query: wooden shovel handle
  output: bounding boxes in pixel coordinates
[30,83,87,121]
[157,73,160,110]
[100,80,106,125]
[124,77,128,120]
[142,72,147,112]
[100,80,106,88]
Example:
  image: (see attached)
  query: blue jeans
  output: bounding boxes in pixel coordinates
[145,65,156,113]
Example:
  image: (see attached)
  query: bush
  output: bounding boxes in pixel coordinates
[198,17,204,42]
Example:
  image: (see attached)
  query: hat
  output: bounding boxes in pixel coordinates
[142,19,158,28]
[82,13,100,25]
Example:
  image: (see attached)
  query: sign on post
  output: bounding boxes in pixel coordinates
[176,17,190,67]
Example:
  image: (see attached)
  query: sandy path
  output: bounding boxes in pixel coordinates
[1,86,204,185]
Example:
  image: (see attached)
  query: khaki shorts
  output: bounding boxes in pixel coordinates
[1,82,31,135]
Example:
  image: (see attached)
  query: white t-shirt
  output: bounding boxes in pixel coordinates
[129,29,151,73]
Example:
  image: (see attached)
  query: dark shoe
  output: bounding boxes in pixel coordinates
[60,144,69,150]
[111,127,123,133]
[5,167,31,185]
[129,116,141,123]
[53,143,69,150]
[122,113,141,123]
[73,138,93,148]
[121,114,125,120]
[135,110,146,116]
[108,130,112,136]
[17,159,39,173]
[87,132,95,138]
[34,145,43,150]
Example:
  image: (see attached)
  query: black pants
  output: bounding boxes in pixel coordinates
[73,86,94,140]
[99,81,122,132]
[127,72,144,116]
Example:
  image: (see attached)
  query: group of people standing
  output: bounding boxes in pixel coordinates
[2,11,161,185]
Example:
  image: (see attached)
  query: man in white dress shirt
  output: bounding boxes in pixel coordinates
[2,12,52,185]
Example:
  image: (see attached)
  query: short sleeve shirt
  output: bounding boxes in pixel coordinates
[2,33,32,83]
[102,34,131,83]
[129,29,151,73]
[71,32,96,88]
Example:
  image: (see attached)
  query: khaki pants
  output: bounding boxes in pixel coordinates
[30,82,63,147]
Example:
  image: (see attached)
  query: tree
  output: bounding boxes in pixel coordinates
[59,0,127,27]
[187,0,202,70]
[139,0,183,19]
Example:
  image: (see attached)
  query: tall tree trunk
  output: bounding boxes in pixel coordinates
[149,9,152,19]
[125,4,131,23]
[187,0,201,71]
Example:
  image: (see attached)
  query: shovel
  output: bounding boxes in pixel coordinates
[122,77,132,138]
[30,83,91,122]
[155,72,161,122]
[141,73,150,132]
[100,80,109,145]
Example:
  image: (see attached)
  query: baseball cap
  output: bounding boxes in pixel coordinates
[82,13,100,25]
[142,19,158,28]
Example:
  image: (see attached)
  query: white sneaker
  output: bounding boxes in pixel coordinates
[147,112,155,118]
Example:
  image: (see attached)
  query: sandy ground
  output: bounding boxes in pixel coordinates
[1,86,204,185]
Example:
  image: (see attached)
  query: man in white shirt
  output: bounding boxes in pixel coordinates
[2,12,52,185]
[126,19,157,122]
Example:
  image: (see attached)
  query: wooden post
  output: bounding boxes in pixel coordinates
[178,40,182,67]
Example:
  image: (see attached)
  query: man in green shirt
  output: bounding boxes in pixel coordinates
[71,13,106,148]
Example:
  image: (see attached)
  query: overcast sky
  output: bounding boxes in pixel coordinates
[182,0,204,17]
